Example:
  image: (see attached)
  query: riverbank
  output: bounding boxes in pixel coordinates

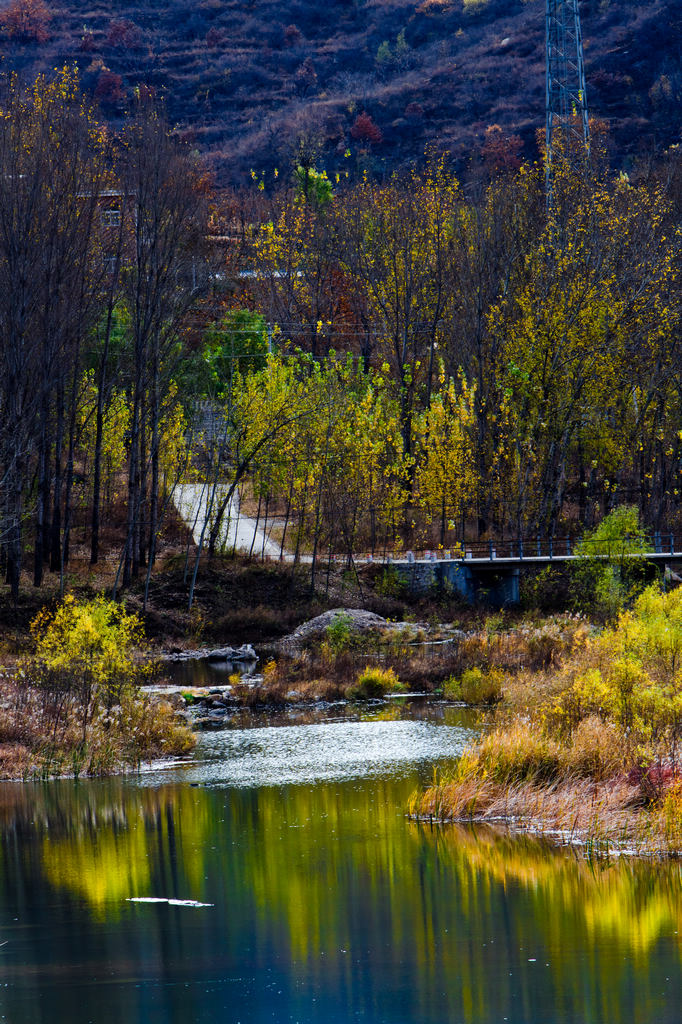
[0,675,195,780]
[0,548,541,780]
[0,586,587,778]
[411,585,682,856]
[0,595,195,781]
[163,607,577,717]
[0,539,507,658]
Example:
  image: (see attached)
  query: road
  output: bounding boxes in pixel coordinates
[174,483,283,559]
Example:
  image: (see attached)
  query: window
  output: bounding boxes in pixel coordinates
[102,207,121,228]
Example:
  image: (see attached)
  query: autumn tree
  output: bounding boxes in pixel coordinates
[0,0,51,43]
[253,177,345,357]
[415,374,477,545]
[334,162,461,455]
[350,112,383,146]
[491,164,682,536]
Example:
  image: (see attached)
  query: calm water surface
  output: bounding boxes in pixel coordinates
[1,703,682,1023]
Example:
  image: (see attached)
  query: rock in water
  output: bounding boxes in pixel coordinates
[162,644,257,663]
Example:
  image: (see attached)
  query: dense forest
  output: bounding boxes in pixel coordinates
[2,66,682,612]
[0,0,679,183]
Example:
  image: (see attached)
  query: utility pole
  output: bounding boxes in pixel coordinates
[545,0,590,208]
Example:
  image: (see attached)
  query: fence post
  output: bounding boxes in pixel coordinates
[671,533,675,556]
[549,537,553,561]
[519,538,524,560]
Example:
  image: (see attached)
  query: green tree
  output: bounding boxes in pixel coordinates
[200,309,270,394]
[571,506,653,618]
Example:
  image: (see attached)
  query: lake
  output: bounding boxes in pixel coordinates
[1,701,682,1023]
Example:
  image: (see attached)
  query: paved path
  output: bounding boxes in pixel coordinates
[174,483,283,559]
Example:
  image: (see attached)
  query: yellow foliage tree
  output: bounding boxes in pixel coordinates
[415,373,477,545]
[29,595,145,744]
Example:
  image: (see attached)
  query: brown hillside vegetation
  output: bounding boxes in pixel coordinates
[0,0,679,183]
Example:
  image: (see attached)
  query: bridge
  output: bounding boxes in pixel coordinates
[388,533,682,605]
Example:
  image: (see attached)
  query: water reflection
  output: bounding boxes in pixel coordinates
[162,655,258,689]
[1,733,682,1021]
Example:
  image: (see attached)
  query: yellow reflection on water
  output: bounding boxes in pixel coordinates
[2,775,682,1023]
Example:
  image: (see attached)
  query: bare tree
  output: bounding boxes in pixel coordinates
[118,100,210,591]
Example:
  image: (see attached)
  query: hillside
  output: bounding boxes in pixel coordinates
[1,0,680,182]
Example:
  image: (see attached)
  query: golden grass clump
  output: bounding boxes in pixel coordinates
[648,782,682,854]
[349,665,405,699]
[563,715,625,781]
[476,720,563,784]
[443,666,503,705]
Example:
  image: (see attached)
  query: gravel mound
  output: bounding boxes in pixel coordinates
[284,608,391,645]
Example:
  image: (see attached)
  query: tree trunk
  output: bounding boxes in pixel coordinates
[50,385,64,573]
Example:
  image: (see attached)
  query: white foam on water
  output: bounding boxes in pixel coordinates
[127,897,214,907]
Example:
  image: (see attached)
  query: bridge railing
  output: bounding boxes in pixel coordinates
[392,532,678,563]
[403,537,576,561]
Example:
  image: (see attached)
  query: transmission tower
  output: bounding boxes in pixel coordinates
[545,0,590,205]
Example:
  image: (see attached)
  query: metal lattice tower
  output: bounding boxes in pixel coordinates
[545,0,590,205]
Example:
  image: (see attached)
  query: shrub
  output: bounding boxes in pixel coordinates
[349,665,404,699]
[350,112,383,145]
[444,666,503,704]
[295,57,317,96]
[480,124,523,175]
[15,595,195,774]
[376,566,407,598]
[283,23,303,47]
[106,19,142,49]
[557,586,682,756]
[571,506,654,619]
[324,611,355,654]
[28,595,145,729]
[95,70,125,106]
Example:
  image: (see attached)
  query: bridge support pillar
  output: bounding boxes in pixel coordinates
[393,561,520,607]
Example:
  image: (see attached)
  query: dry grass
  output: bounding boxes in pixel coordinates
[410,598,682,854]
[457,616,589,674]
[412,773,652,853]
[0,673,194,780]
[229,658,406,705]
[229,674,346,706]
[221,613,590,709]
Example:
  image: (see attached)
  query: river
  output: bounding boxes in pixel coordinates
[2,701,682,1023]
